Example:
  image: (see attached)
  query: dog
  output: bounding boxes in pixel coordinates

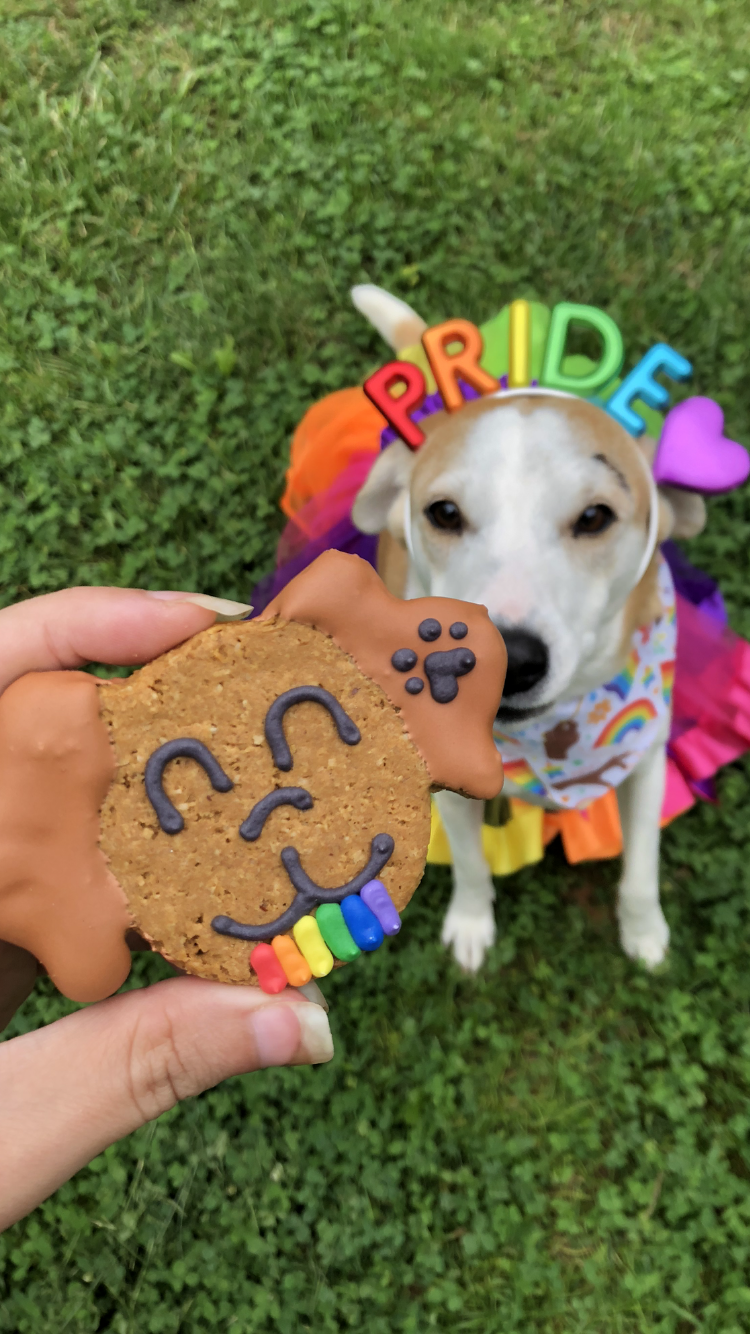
[350,284,707,972]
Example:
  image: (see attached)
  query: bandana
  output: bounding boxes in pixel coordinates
[493,559,676,811]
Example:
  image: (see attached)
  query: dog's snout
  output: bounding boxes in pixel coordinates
[500,629,549,697]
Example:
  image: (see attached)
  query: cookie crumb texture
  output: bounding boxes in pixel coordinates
[98,618,431,985]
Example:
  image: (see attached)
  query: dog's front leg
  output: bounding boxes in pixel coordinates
[434,789,496,972]
[615,732,670,967]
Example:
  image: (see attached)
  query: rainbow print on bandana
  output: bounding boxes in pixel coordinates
[594,698,657,748]
[603,649,640,701]
[660,660,675,703]
[503,758,547,796]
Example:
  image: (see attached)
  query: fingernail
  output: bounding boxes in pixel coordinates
[145,591,253,622]
[295,980,329,1012]
[249,1003,334,1069]
[296,1005,334,1063]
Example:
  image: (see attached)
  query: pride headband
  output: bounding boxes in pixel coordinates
[363,300,750,496]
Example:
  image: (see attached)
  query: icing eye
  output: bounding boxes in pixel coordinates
[392,648,418,671]
[450,622,468,639]
[418,618,442,642]
[573,503,616,537]
[405,677,424,694]
[425,500,463,533]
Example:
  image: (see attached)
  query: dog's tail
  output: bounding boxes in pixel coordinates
[351,283,427,353]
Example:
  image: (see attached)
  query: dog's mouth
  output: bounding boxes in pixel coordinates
[496,700,549,724]
[495,627,551,723]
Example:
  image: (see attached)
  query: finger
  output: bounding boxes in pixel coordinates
[0,587,251,695]
[0,976,333,1231]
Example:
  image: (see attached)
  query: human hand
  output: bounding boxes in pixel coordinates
[0,587,333,1233]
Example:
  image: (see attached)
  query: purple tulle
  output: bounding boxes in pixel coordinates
[251,516,377,615]
[661,540,727,626]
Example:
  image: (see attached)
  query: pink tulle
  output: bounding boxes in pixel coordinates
[670,593,750,785]
[662,759,696,821]
[277,454,377,565]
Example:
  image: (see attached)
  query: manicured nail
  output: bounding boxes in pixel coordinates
[296,980,329,1012]
[296,1005,334,1063]
[146,591,253,622]
[249,1003,334,1068]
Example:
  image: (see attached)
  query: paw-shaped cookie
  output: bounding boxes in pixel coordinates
[0,553,506,1001]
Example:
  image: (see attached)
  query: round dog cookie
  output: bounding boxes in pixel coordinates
[0,553,506,1002]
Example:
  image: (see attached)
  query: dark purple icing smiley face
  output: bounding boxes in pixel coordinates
[390,619,477,703]
[144,685,396,945]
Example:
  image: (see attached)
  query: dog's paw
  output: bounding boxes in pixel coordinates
[441,901,496,973]
[617,904,670,968]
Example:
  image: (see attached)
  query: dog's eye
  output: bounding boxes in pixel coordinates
[425,500,464,533]
[573,503,616,537]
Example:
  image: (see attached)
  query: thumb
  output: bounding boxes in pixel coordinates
[0,976,333,1231]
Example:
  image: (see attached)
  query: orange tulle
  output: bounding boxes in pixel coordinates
[280,388,385,521]
[543,791,624,863]
[538,762,692,866]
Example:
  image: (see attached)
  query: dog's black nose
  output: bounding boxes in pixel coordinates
[501,629,549,697]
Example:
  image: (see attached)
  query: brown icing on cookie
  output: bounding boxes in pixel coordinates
[262,551,506,800]
[0,672,132,1003]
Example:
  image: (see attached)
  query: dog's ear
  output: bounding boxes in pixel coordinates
[658,486,707,539]
[636,436,707,541]
[350,284,427,352]
[352,440,417,542]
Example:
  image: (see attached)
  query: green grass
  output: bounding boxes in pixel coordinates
[2,0,750,1328]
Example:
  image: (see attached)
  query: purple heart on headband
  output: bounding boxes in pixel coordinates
[653,396,750,493]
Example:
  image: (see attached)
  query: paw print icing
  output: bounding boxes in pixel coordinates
[391,648,418,672]
[418,618,442,642]
[391,619,477,703]
[266,551,506,801]
[424,647,477,703]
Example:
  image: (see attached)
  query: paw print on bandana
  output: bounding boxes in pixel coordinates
[391,619,477,703]
[587,699,611,725]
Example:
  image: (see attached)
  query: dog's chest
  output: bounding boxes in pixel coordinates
[495,561,676,810]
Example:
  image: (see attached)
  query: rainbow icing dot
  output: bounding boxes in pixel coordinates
[361,879,401,935]
[251,883,402,992]
[249,942,287,993]
[293,916,333,978]
[272,933,311,986]
[341,894,384,951]
[316,903,360,962]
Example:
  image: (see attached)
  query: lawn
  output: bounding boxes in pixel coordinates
[2,0,750,1328]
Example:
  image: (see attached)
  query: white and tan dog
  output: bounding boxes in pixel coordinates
[351,285,707,972]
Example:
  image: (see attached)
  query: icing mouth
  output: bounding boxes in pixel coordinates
[211,832,395,942]
[142,682,394,948]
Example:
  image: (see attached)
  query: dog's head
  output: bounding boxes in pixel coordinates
[353,388,704,719]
